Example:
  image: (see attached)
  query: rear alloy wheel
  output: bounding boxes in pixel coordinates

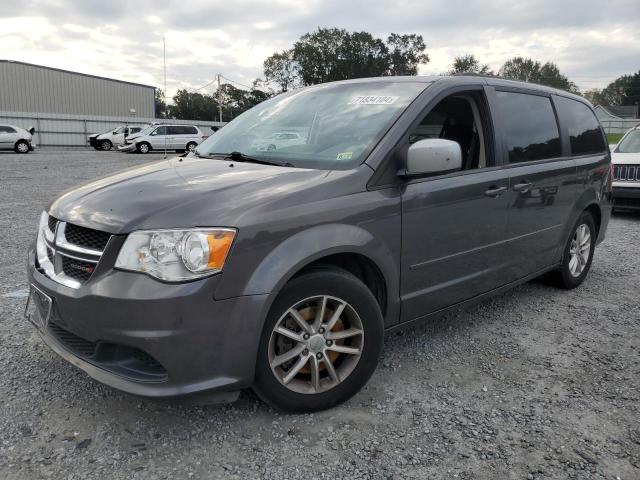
[100,139,112,151]
[15,140,30,154]
[137,142,150,154]
[548,211,596,289]
[254,268,383,412]
[186,142,197,152]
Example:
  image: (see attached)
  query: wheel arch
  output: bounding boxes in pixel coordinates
[230,223,400,327]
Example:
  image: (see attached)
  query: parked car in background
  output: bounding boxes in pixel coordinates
[27,76,611,412]
[253,131,306,152]
[88,125,146,151]
[118,124,205,154]
[611,125,640,211]
[0,124,35,153]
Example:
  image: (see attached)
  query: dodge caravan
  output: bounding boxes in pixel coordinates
[27,76,611,411]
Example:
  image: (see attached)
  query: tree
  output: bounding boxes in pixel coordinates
[154,89,167,118]
[214,83,274,120]
[263,50,299,92]
[499,57,578,93]
[586,71,640,106]
[387,33,429,76]
[264,28,430,87]
[167,89,218,121]
[448,54,492,75]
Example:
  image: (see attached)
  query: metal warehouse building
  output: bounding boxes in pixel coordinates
[0,60,155,117]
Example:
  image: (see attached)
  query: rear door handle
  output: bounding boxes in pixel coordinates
[513,181,533,192]
[484,186,507,197]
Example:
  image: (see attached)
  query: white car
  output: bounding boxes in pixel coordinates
[119,124,205,154]
[88,125,147,151]
[0,124,35,153]
[253,131,306,152]
[611,125,640,212]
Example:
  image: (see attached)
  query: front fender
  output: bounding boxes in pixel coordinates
[216,223,400,325]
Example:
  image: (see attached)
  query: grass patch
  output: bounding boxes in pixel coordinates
[607,133,624,144]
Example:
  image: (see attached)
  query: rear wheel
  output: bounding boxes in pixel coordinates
[253,268,383,412]
[100,139,112,151]
[15,140,30,153]
[137,142,150,154]
[186,142,197,152]
[548,211,596,289]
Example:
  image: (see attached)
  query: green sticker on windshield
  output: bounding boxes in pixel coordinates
[336,152,353,160]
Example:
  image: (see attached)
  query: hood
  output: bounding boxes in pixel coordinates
[612,151,640,165]
[48,156,331,234]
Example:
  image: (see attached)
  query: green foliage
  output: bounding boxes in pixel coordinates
[263,50,298,92]
[168,89,218,121]
[263,28,430,89]
[499,57,579,93]
[585,71,640,107]
[154,89,167,118]
[448,54,492,75]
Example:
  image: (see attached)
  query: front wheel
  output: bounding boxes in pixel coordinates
[253,268,383,412]
[15,140,30,153]
[137,142,150,154]
[100,139,112,151]
[548,211,596,289]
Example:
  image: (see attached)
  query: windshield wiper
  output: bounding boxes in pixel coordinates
[224,151,294,167]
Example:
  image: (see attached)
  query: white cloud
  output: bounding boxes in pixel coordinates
[0,0,638,98]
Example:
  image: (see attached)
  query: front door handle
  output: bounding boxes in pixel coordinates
[513,181,533,193]
[484,186,507,197]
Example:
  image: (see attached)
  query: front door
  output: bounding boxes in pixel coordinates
[400,88,512,321]
[149,126,168,150]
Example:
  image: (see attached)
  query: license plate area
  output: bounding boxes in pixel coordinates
[25,285,53,331]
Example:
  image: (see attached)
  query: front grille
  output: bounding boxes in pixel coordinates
[614,164,640,182]
[49,322,97,357]
[64,223,111,251]
[47,321,167,381]
[61,256,95,282]
[48,216,59,233]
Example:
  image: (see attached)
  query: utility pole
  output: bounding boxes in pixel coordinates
[163,36,168,159]
[217,73,223,123]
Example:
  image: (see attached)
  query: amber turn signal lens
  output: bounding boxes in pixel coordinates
[206,230,236,270]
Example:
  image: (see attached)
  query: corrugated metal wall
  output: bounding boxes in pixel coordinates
[0,60,155,118]
[0,111,225,147]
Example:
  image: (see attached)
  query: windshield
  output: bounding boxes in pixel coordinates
[195,81,427,169]
[616,130,640,153]
[135,125,155,136]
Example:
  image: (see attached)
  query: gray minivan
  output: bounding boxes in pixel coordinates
[27,76,611,411]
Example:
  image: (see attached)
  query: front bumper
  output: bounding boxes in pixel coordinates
[27,246,268,399]
[612,186,640,210]
[117,143,137,153]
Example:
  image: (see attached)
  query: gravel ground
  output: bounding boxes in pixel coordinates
[1,150,639,480]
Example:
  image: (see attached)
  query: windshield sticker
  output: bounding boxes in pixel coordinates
[349,96,399,105]
[336,152,353,160]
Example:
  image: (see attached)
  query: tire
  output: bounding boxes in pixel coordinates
[253,267,384,412]
[548,211,596,289]
[14,140,30,154]
[186,142,197,152]
[99,139,112,151]
[137,142,150,154]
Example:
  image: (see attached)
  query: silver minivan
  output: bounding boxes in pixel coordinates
[119,124,205,154]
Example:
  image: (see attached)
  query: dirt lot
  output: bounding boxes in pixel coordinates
[1,150,638,479]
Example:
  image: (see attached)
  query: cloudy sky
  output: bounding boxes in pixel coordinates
[1,0,638,98]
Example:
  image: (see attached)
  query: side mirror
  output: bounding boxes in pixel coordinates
[402,138,462,177]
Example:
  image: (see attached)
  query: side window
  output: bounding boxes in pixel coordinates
[0,126,16,133]
[410,92,490,170]
[555,96,606,155]
[495,91,561,163]
[184,126,197,135]
[153,126,167,136]
[167,126,182,135]
[131,128,141,133]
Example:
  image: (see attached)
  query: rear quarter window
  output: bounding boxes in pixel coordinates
[495,91,561,163]
[555,96,606,155]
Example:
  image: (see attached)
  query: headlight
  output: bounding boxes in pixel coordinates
[115,228,236,282]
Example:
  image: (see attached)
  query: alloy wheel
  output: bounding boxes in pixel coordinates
[268,295,364,394]
[568,223,591,277]
[17,142,29,153]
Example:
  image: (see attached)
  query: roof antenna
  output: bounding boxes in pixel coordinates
[163,36,168,160]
